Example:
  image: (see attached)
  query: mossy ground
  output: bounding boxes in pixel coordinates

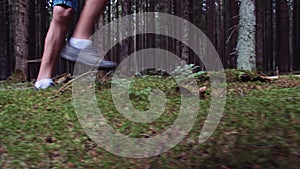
[0,71,299,168]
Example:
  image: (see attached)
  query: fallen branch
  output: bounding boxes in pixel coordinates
[264,75,300,80]
[53,73,71,82]
[56,70,112,94]
[57,71,97,94]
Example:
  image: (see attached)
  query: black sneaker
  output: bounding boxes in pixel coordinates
[61,43,117,69]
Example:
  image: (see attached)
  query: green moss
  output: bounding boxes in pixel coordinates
[0,76,299,168]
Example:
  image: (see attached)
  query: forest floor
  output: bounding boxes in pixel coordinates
[0,70,300,169]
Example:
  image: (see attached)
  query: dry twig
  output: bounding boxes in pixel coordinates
[56,70,112,94]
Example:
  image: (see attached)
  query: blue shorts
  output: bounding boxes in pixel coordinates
[52,0,78,11]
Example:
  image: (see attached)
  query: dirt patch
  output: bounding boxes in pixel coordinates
[271,78,300,88]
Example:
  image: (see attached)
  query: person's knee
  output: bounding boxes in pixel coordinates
[52,6,74,24]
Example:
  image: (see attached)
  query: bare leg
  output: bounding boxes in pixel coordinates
[36,6,74,81]
[72,0,108,39]
[63,0,116,68]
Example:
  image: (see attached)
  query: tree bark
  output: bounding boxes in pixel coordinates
[263,0,274,71]
[276,0,290,72]
[120,0,133,73]
[228,0,239,69]
[236,0,256,71]
[255,0,264,71]
[174,0,182,57]
[218,0,225,67]
[181,0,191,64]
[293,0,300,70]
[207,0,216,46]
[14,0,30,78]
[28,0,48,80]
[0,0,10,79]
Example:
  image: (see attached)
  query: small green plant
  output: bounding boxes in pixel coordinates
[171,64,205,79]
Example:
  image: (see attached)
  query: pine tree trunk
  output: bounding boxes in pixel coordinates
[181,0,191,64]
[264,0,274,71]
[228,0,239,68]
[174,0,182,57]
[206,0,217,69]
[121,0,131,59]
[28,0,48,80]
[148,0,155,49]
[14,0,30,78]
[255,0,264,71]
[293,0,300,70]
[0,0,10,79]
[276,0,290,72]
[207,0,216,46]
[218,0,225,66]
[120,0,133,73]
[224,0,231,69]
[236,0,256,71]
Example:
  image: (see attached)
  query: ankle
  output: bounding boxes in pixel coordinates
[34,79,54,89]
[69,37,92,49]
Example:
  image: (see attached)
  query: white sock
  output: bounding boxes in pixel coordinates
[34,79,54,89]
[69,37,92,49]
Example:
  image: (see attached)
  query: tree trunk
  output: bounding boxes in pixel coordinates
[121,0,131,60]
[255,0,264,71]
[13,0,30,78]
[293,0,300,70]
[227,0,239,69]
[263,0,274,71]
[28,0,48,80]
[174,0,182,57]
[218,0,225,67]
[206,0,216,46]
[181,0,191,64]
[276,0,290,72]
[204,0,217,69]
[148,0,155,49]
[236,0,256,71]
[120,0,133,73]
[0,0,10,79]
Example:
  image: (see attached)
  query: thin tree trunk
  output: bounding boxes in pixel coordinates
[255,0,264,71]
[148,0,155,49]
[0,0,10,79]
[264,0,274,71]
[120,0,132,73]
[115,0,120,64]
[276,0,290,72]
[218,0,225,67]
[181,0,191,64]
[228,0,239,68]
[293,0,300,70]
[224,0,231,69]
[205,0,216,70]
[206,0,216,46]
[174,0,182,57]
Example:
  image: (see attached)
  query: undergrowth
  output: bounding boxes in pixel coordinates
[0,72,299,169]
